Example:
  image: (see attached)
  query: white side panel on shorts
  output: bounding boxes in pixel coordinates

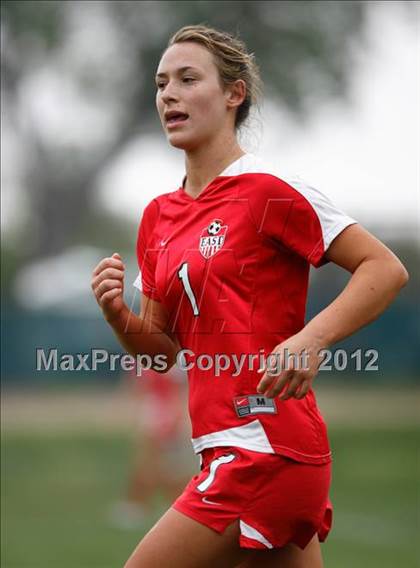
[239,520,274,549]
[191,419,275,454]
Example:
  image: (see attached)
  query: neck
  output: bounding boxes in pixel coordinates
[183,133,245,197]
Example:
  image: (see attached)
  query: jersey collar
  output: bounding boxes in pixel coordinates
[179,152,257,200]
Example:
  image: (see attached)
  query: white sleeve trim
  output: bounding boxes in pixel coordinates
[133,272,142,291]
[228,156,358,254]
[284,175,357,251]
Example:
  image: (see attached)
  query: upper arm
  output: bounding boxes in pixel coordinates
[324,223,407,275]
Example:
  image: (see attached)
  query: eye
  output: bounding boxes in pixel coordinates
[156,82,165,90]
[182,77,195,83]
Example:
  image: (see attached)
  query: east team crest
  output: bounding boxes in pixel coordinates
[199,219,228,259]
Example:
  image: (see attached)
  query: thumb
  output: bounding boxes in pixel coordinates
[112,252,122,259]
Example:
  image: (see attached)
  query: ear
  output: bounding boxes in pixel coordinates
[225,79,246,110]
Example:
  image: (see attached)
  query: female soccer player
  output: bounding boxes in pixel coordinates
[91,25,408,568]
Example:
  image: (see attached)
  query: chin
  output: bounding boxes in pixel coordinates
[166,133,201,151]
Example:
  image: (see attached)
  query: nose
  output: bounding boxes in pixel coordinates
[160,81,179,105]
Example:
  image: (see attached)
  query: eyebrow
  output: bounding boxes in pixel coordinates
[155,66,199,79]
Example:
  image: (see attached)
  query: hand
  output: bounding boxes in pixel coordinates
[91,253,126,323]
[256,331,324,400]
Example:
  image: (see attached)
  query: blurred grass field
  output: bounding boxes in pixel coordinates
[1,384,419,568]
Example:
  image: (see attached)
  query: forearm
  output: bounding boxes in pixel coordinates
[303,258,408,349]
[107,304,178,370]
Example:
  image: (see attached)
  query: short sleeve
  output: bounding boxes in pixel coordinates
[134,199,162,301]
[257,174,357,267]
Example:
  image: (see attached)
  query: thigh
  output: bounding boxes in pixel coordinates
[236,534,323,568]
[124,507,252,568]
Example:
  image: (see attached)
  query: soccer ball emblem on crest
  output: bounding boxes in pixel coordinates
[199,219,228,259]
[208,220,222,235]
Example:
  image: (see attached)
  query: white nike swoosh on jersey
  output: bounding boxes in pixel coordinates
[202,496,220,505]
[236,398,248,405]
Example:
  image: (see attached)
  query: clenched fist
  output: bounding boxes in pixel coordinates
[91,252,126,323]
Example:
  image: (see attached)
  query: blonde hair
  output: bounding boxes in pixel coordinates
[166,24,263,130]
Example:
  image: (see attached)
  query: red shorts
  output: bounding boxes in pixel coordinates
[173,446,333,550]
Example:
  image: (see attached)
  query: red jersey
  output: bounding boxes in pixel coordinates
[134,153,356,464]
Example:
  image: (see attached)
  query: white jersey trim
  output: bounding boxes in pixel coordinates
[219,152,267,177]
[191,419,275,454]
[239,520,274,549]
[219,153,357,255]
[133,272,142,291]
[282,174,357,251]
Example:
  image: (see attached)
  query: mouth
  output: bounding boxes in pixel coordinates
[165,111,189,129]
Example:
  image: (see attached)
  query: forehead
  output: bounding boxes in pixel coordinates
[156,42,217,76]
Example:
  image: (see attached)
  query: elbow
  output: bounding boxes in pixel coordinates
[399,265,409,289]
[152,345,179,374]
[364,253,409,292]
[153,356,176,374]
[389,258,409,291]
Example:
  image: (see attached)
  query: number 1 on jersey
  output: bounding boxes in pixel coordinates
[178,262,200,316]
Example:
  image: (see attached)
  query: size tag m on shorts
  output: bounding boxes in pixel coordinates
[233,395,277,418]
